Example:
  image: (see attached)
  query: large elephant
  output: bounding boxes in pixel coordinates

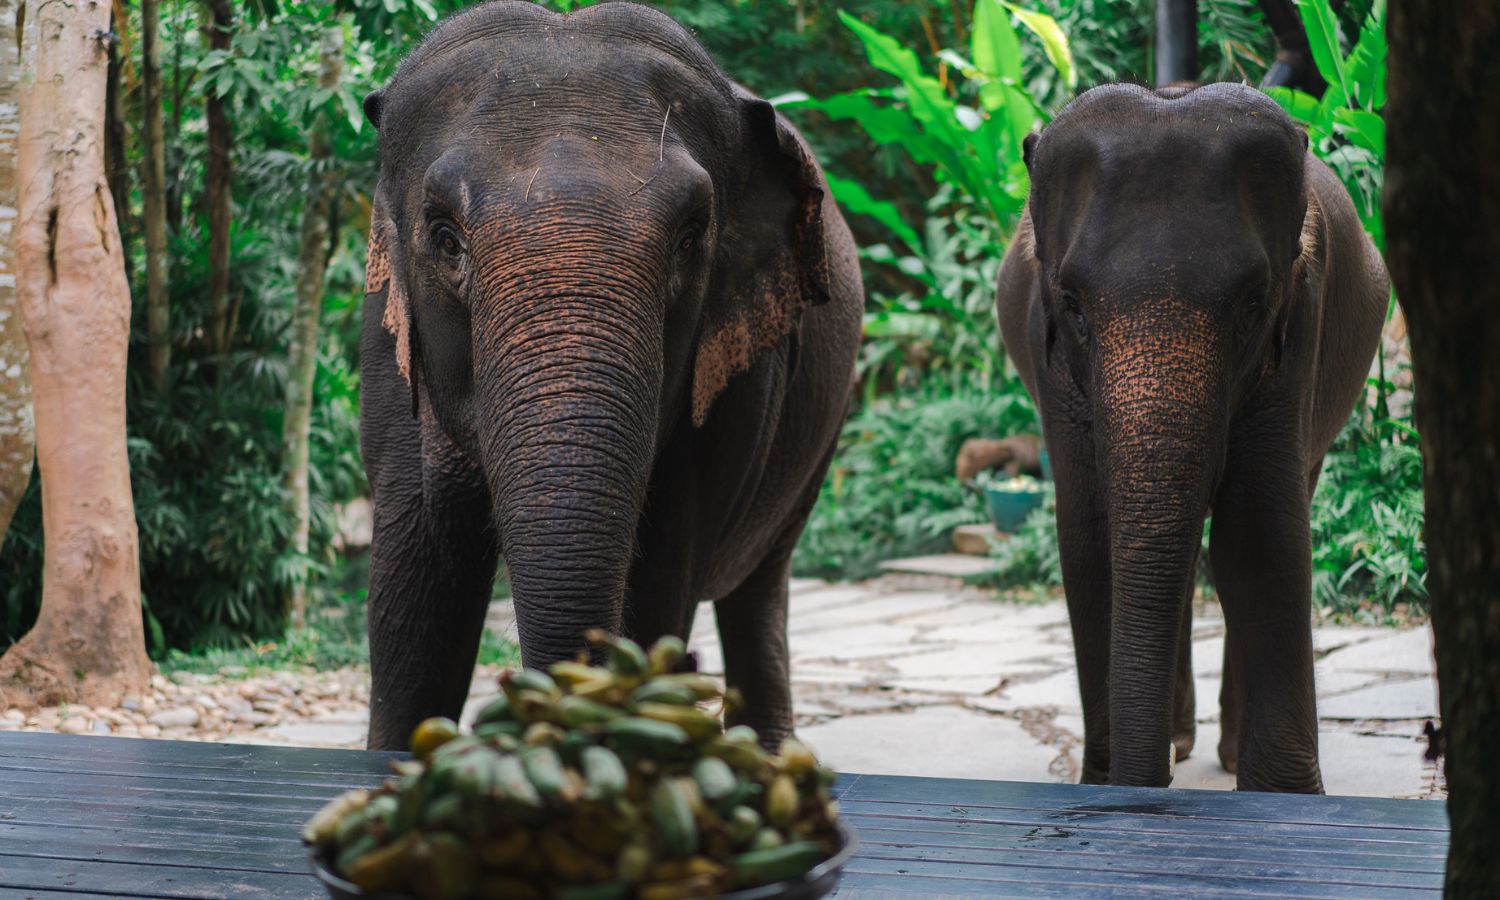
[358,1,862,750]
[997,83,1386,791]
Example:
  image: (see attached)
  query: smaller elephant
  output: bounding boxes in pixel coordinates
[955,434,1043,481]
[997,83,1386,792]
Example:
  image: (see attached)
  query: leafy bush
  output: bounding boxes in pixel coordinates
[1263,0,1386,247]
[794,385,1038,578]
[1311,392,1426,613]
[984,486,1062,594]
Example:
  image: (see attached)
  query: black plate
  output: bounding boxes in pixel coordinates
[311,822,857,900]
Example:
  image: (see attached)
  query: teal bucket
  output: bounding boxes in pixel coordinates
[984,485,1046,533]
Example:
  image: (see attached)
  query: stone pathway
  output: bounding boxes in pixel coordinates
[3,564,1443,800]
[482,568,1444,800]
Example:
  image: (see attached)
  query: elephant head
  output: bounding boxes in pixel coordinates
[1022,83,1312,785]
[361,1,830,666]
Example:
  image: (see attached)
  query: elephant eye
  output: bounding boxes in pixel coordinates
[430,222,465,263]
[1061,291,1089,336]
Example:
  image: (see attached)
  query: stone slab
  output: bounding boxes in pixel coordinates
[788,592,966,634]
[799,705,1061,782]
[1319,677,1439,721]
[255,721,365,748]
[789,623,922,661]
[877,554,999,578]
[883,642,1063,680]
[952,523,1002,556]
[1319,627,1435,675]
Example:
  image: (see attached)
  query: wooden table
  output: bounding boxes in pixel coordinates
[0,732,1448,898]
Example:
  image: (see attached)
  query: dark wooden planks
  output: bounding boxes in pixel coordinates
[0,732,1450,899]
[837,773,1448,831]
[0,853,322,899]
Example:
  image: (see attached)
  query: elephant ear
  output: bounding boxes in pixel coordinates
[366,190,418,412]
[691,98,831,427]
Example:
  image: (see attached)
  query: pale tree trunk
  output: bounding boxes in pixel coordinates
[140,0,169,389]
[0,0,36,542]
[202,0,231,358]
[1385,2,1500,895]
[281,24,342,627]
[0,0,152,708]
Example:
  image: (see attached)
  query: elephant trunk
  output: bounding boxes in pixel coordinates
[1096,301,1225,786]
[475,258,662,668]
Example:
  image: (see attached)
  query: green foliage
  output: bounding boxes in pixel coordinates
[793,386,1038,579]
[984,487,1062,594]
[1311,388,1426,614]
[1263,0,1386,247]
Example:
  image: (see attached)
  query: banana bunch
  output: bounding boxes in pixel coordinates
[304,632,842,900]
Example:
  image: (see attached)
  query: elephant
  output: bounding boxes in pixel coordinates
[357,1,862,751]
[996,83,1386,791]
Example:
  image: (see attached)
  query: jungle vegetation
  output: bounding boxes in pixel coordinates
[0,0,1419,669]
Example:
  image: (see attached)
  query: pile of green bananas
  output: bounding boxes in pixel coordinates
[304,632,841,900]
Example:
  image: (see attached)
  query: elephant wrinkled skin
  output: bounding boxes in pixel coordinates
[997,83,1386,792]
[358,1,862,750]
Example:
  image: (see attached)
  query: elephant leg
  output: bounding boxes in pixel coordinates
[1172,564,1197,763]
[714,548,794,751]
[1209,442,1323,794]
[1218,637,1241,773]
[366,451,497,751]
[1048,431,1112,784]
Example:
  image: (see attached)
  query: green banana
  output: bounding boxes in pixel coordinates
[343,830,419,893]
[521,745,571,800]
[586,629,650,676]
[766,773,799,827]
[652,673,722,700]
[523,722,567,746]
[704,735,768,772]
[634,702,722,741]
[493,753,543,808]
[646,635,687,674]
[501,668,561,702]
[581,745,629,801]
[650,777,700,857]
[472,693,514,725]
[303,789,369,845]
[550,660,610,687]
[602,716,691,756]
[777,739,818,778]
[691,756,738,804]
[726,805,762,846]
[557,695,625,727]
[732,841,828,886]
[333,833,380,875]
[747,827,785,852]
[628,679,701,708]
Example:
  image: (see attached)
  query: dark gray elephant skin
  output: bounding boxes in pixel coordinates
[997,83,1386,792]
[358,1,862,750]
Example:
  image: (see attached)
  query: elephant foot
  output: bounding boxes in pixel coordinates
[1218,736,1239,774]
[1173,725,1196,763]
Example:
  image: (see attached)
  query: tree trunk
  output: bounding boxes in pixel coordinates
[0,0,152,709]
[203,0,231,358]
[1384,4,1500,895]
[281,24,342,628]
[0,0,35,542]
[140,0,170,390]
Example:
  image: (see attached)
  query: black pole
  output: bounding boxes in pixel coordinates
[1156,0,1198,86]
